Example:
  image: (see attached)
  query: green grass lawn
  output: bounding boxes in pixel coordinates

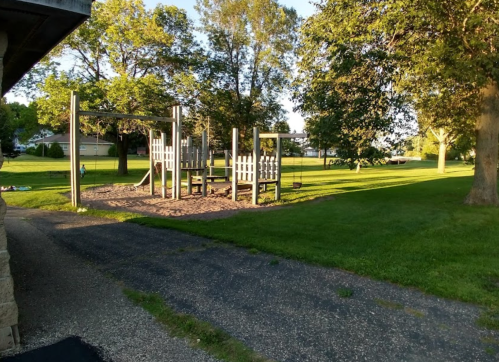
[2,154,499,324]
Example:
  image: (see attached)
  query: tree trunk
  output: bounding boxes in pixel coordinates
[431,127,448,174]
[323,147,327,169]
[356,162,361,173]
[464,83,499,205]
[437,129,447,174]
[116,133,129,176]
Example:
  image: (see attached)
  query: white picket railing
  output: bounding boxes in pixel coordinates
[152,138,203,169]
[235,155,278,182]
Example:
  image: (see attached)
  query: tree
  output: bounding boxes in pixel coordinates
[34,143,48,157]
[299,0,499,204]
[7,102,39,144]
[406,77,477,173]
[36,0,197,175]
[295,6,406,172]
[191,0,300,152]
[47,142,65,158]
[0,99,14,153]
[304,116,339,170]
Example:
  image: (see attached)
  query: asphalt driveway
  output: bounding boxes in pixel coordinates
[5,207,499,361]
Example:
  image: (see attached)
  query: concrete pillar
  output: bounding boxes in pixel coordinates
[0,31,19,353]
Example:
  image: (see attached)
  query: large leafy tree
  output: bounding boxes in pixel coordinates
[299,0,499,205]
[295,5,406,172]
[7,102,39,143]
[0,99,14,153]
[191,0,299,152]
[412,82,478,173]
[36,0,197,175]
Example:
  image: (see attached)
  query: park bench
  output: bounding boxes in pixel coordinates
[48,171,70,178]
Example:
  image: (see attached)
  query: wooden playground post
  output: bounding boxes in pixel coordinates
[161,131,167,198]
[172,106,182,200]
[232,128,238,201]
[186,136,193,195]
[276,136,282,200]
[149,129,155,196]
[252,127,260,205]
[209,150,214,176]
[70,91,80,207]
[172,117,177,199]
[202,130,208,196]
[224,150,230,179]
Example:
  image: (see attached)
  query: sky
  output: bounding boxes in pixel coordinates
[7,0,318,132]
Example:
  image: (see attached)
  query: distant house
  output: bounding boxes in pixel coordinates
[304,147,336,157]
[14,129,54,150]
[35,134,113,156]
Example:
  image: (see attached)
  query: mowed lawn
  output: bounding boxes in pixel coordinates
[2,155,499,322]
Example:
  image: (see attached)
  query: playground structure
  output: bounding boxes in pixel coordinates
[232,128,307,205]
[69,89,307,207]
[147,130,208,198]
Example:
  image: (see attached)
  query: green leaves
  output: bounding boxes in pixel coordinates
[190,0,299,149]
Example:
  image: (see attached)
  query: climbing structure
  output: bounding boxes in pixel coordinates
[232,127,307,205]
[149,130,208,199]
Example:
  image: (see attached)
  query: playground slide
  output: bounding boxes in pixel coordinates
[134,170,151,187]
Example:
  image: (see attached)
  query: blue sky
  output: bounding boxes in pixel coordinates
[144,0,318,132]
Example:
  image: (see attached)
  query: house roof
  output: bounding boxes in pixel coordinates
[35,134,113,145]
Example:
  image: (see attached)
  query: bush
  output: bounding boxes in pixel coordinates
[26,147,36,155]
[34,144,49,157]
[108,144,118,157]
[47,142,65,158]
[422,153,438,160]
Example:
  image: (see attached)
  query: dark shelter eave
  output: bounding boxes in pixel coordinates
[0,0,93,96]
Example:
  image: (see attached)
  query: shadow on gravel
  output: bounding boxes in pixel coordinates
[3,336,109,362]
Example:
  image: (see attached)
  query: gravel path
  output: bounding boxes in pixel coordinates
[5,206,499,361]
[5,208,219,362]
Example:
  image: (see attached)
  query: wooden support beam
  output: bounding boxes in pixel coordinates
[252,127,260,205]
[276,137,282,201]
[202,130,208,197]
[79,111,174,123]
[209,150,214,176]
[149,130,155,196]
[224,150,230,179]
[232,128,238,202]
[186,136,192,195]
[172,111,177,199]
[161,132,167,198]
[174,106,182,199]
[70,91,81,207]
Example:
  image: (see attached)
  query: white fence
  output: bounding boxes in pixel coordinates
[235,155,278,182]
[152,138,203,169]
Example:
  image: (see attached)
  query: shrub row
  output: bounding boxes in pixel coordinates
[26,142,65,158]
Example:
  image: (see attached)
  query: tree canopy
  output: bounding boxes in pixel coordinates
[183,0,300,152]
[296,0,499,204]
[36,0,197,174]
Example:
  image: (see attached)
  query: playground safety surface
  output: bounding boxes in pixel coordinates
[4,207,499,361]
[79,184,273,220]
